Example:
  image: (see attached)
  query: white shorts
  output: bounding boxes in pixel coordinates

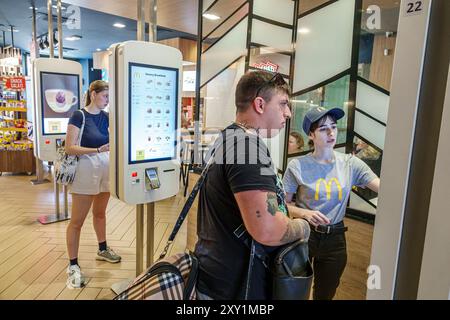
[70,152,110,195]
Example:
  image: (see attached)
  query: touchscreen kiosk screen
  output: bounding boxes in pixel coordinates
[40,72,80,135]
[129,63,178,164]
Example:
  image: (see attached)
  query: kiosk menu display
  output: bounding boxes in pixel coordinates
[129,63,178,164]
[40,72,80,135]
[108,40,181,205]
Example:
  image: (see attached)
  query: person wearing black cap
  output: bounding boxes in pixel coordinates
[282,107,380,300]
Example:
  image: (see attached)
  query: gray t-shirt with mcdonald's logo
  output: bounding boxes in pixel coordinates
[283,151,377,224]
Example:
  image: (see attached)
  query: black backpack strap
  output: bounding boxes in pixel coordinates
[233,224,270,269]
[159,141,219,260]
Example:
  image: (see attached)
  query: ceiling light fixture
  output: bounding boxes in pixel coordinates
[182,61,195,66]
[202,13,221,20]
[113,23,126,28]
[65,35,82,41]
[96,48,101,51]
[298,28,310,34]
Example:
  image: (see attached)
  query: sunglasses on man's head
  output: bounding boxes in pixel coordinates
[254,73,287,99]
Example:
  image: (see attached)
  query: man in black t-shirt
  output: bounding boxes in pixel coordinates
[194,71,310,300]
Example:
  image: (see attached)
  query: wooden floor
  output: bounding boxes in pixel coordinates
[0,173,187,300]
[0,173,374,300]
[335,217,374,300]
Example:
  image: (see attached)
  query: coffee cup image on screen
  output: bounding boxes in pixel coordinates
[40,72,80,135]
[45,89,78,113]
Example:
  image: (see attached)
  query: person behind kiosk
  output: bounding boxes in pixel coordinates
[194,71,311,300]
[288,131,305,154]
[64,80,121,289]
[282,107,380,300]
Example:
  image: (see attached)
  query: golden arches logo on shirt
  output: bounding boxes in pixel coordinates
[314,178,343,201]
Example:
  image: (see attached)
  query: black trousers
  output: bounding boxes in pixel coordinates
[308,229,347,300]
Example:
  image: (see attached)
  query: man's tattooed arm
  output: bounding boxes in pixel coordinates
[279,219,310,244]
[266,193,278,216]
[248,191,309,245]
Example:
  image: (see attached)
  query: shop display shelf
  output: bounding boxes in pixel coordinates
[0,107,27,112]
[0,127,28,132]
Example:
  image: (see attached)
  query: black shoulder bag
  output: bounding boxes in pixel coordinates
[234,224,313,300]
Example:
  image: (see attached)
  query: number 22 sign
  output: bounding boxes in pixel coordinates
[403,0,426,17]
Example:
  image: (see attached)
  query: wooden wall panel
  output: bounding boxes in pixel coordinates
[158,38,197,63]
[369,34,396,91]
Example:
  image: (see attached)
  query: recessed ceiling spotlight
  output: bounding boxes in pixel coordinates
[298,28,310,34]
[29,6,38,10]
[65,35,82,41]
[96,48,101,51]
[202,13,221,20]
[113,23,126,28]
[52,5,66,10]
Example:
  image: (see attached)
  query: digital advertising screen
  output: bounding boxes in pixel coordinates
[40,71,80,135]
[129,63,178,164]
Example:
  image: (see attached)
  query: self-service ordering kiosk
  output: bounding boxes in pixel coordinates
[109,41,181,205]
[31,58,82,224]
[108,41,182,278]
[32,58,82,161]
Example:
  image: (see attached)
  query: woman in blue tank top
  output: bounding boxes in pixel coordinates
[64,80,121,289]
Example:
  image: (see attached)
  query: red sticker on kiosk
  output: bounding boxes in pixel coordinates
[5,77,26,90]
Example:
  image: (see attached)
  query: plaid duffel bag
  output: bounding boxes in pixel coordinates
[114,252,198,300]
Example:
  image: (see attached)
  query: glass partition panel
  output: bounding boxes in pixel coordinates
[253,0,294,24]
[356,80,390,123]
[289,75,350,154]
[203,3,248,43]
[354,110,386,150]
[203,0,248,38]
[251,19,293,52]
[293,0,355,93]
[359,0,400,91]
[201,17,248,86]
[201,57,246,129]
